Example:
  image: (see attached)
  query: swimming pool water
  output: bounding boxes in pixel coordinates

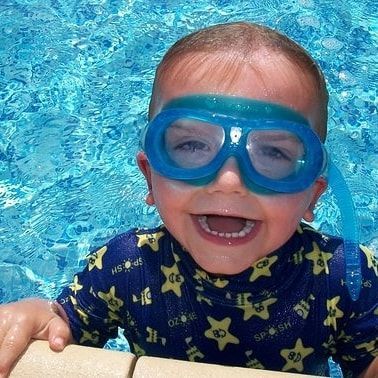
[0,0,377,365]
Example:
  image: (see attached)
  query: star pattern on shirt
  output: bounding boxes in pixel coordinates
[197,292,212,306]
[249,255,278,282]
[280,338,314,372]
[193,269,210,283]
[79,329,100,344]
[106,310,122,324]
[238,297,278,321]
[356,339,377,354]
[87,246,107,271]
[361,245,378,276]
[133,342,146,357]
[341,355,357,362]
[213,277,229,288]
[137,231,165,252]
[204,316,239,351]
[193,268,229,288]
[69,275,83,294]
[304,242,333,275]
[161,262,184,297]
[69,295,89,325]
[98,285,124,312]
[338,330,354,343]
[245,350,265,370]
[323,296,344,331]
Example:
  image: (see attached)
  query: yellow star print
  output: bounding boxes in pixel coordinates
[322,335,337,354]
[137,231,165,252]
[338,330,354,343]
[98,285,124,312]
[245,350,265,369]
[298,224,321,235]
[77,307,89,325]
[304,242,333,275]
[87,246,107,271]
[238,297,278,321]
[213,277,229,288]
[204,316,239,351]
[106,310,122,324]
[161,262,184,297]
[132,287,152,305]
[193,268,228,288]
[69,275,83,294]
[341,355,356,361]
[69,295,77,306]
[296,224,305,234]
[79,329,100,344]
[194,269,209,284]
[249,255,278,282]
[356,340,377,355]
[280,338,314,372]
[361,245,378,276]
[323,296,344,331]
[69,295,89,325]
[197,293,212,306]
[133,343,146,357]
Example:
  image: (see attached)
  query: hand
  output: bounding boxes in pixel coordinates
[0,298,73,377]
[359,357,378,378]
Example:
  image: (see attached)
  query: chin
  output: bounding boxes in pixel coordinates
[193,255,252,276]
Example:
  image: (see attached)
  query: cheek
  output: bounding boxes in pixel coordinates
[263,192,313,222]
[150,175,193,212]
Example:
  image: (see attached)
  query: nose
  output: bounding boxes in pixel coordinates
[205,157,249,195]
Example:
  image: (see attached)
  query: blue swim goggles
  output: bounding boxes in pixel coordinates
[142,95,327,194]
[141,94,361,301]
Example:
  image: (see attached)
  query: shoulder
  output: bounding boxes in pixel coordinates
[297,223,378,296]
[297,223,343,253]
[81,225,174,279]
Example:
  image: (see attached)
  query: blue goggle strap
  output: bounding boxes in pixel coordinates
[327,161,361,301]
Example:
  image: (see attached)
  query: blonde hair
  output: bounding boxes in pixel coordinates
[150,22,328,141]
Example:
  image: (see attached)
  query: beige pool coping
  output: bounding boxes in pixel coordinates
[9,340,325,377]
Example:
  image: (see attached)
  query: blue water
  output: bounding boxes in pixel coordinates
[0,0,377,369]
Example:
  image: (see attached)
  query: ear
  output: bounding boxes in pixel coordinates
[136,151,155,206]
[303,177,328,222]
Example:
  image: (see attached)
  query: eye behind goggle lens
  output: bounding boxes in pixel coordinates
[164,118,225,169]
[247,131,305,180]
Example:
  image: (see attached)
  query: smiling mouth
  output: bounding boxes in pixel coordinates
[197,215,256,239]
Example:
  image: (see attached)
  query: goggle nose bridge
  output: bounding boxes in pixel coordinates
[229,126,243,144]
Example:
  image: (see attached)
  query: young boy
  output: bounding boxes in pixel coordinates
[0,22,377,377]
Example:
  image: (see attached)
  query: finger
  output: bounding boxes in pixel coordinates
[47,316,73,351]
[0,324,32,377]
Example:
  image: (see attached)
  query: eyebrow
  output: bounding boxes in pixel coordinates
[252,132,299,142]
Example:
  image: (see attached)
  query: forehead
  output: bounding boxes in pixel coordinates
[153,50,321,125]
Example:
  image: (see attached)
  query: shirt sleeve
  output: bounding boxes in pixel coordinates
[55,232,136,347]
[332,245,378,377]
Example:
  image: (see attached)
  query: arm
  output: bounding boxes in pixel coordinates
[0,298,73,377]
[359,357,378,378]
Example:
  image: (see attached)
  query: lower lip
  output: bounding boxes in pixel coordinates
[191,215,261,246]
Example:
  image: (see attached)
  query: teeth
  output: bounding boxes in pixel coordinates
[198,216,255,238]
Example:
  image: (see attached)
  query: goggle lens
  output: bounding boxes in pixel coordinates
[165,119,225,169]
[247,131,305,180]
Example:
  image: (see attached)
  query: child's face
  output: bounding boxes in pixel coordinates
[138,50,327,275]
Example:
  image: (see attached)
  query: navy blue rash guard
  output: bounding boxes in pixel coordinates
[57,223,378,377]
